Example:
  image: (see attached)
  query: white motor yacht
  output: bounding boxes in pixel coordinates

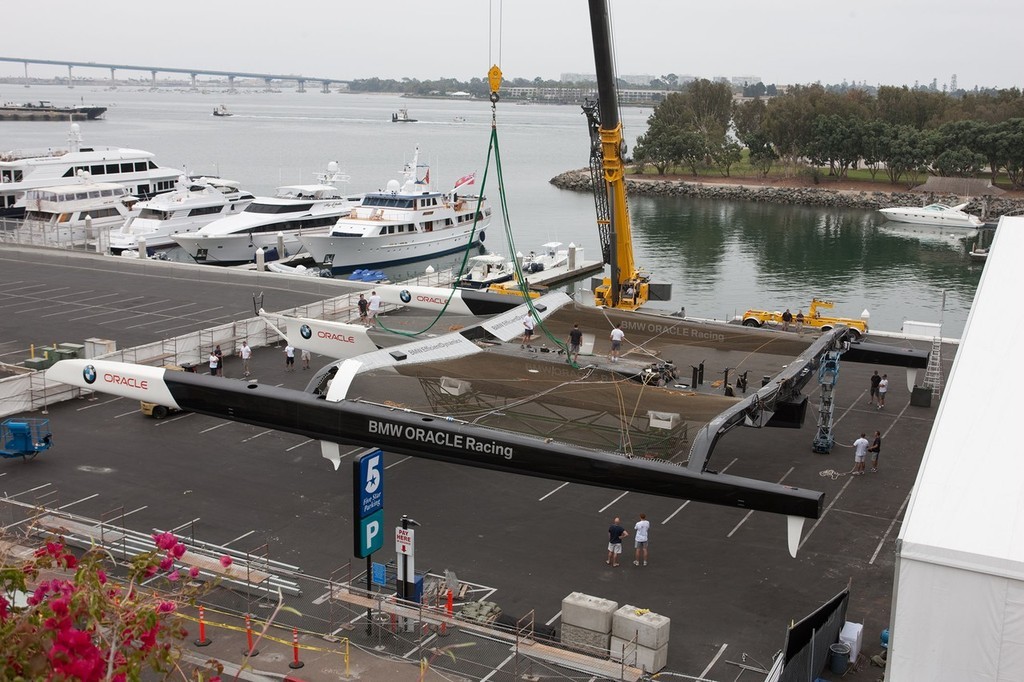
[0,123,182,217]
[878,202,984,229]
[19,180,136,245]
[456,254,515,289]
[299,146,489,273]
[109,176,255,254]
[172,163,362,266]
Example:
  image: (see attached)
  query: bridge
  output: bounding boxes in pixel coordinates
[0,57,347,93]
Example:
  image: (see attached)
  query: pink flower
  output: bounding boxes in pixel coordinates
[159,556,174,572]
[189,566,200,579]
[219,555,233,568]
[171,542,187,558]
[152,531,177,551]
[96,569,107,584]
[166,570,180,582]
[157,601,177,613]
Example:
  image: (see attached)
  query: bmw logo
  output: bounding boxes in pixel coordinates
[399,290,412,303]
[83,365,97,384]
[300,324,312,340]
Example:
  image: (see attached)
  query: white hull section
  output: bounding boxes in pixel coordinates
[300,223,482,271]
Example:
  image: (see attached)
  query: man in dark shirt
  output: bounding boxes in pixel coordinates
[568,324,583,364]
[606,517,629,567]
[869,430,882,472]
[781,308,793,332]
[869,370,882,407]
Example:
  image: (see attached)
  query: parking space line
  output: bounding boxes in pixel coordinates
[114,409,140,418]
[545,610,561,626]
[286,439,315,451]
[727,467,793,538]
[701,642,728,679]
[165,518,201,534]
[385,456,412,470]
[223,530,256,547]
[59,493,99,510]
[241,429,274,442]
[870,491,911,565]
[119,506,149,519]
[599,490,629,514]
[539,482,568,501]
[480,652,517,681]
[77,397,123,410]
[663,458,737,525]
[199,422,231,434]
[155,413,194,425]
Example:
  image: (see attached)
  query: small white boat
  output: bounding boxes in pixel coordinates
[265,262,334,277]
[391,108,417,123]
[212,104,232,117]
[172,162,363,266]
[109,176,254,254]
[969,244,989,262]
[20,180,136,244]
[299,146,489,274]
[457,254,515,289]
[878,202,984,229]
[521,242,569,273]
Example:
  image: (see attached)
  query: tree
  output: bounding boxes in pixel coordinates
[805,114,864,178]
[861,120,890,180]
[1001,119,1024,188]
[880,125,928,184]
[745,131,778,177]
[710,139,743,177]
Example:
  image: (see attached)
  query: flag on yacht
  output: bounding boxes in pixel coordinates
[454,172,476,190]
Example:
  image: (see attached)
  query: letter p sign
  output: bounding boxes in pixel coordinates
[357,510,384,558]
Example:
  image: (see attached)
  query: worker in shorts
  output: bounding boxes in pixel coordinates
[521,313,535,348]
[568,324,583,364]
[606,517,629,567]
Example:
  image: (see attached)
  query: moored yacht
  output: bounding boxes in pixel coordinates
[878,202,984,229]
[19,180,136,244]
[172,162,362,266]
[299,146,489,274]
[109,176,255,254]
[0,123,181,217]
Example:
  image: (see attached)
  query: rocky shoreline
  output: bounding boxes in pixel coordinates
[550,170,1024,220]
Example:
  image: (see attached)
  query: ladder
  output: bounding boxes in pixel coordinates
[922,337,943,398]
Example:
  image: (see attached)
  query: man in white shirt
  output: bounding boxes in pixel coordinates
[609,324,625,362]
[521,314,535,348]
[239,341,252,377]
[633,513,650,566]
[284,344,295,371]
[368,291,382,327]
[852,432,870,475]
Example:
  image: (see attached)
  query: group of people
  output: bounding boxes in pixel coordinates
[518,317,626,365]
[356,291,382,327]
[850,369,890,474]
[283,344,311,371]
[207,340,316,376]
[869,370,889,409]
[781,308,806,333]
[606,514,650,567]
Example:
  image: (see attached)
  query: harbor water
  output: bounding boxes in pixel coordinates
[1,84,984,337]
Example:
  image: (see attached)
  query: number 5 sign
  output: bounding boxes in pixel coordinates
[353,449,384,558]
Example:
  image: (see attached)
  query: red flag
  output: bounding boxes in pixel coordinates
[453,172,475,190]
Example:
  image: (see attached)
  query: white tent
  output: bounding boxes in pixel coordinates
[891,216,1024,681]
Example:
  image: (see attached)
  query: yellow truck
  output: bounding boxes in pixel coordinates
[741,298,868,339]
[139,364,194,418]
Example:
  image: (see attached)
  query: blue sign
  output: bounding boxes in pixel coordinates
[356,449,384,519]
[371,562,387,587]
[357,509,385,558]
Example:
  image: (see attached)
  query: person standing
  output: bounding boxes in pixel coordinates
[852,432,870,475]
[284,344,295,371]
[877,374,889,409]
[214,345,224,377]
[521,313,535,348]
[795,310,805,334]
[208,349,219,376]
[368,290,382,326]
[868,368,884,405]
[357,293,369,325]
[609,323,625,362]
[301,348,311,370]
[781,308,793,332]
[606,517,628,567]
[239,341,252,377]
[633,513,650,567]
[568,324,583,364]
[868,430,882,472]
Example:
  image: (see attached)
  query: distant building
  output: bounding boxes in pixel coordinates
[731,75,762,87]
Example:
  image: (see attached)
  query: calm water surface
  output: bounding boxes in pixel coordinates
[2,85,984,336]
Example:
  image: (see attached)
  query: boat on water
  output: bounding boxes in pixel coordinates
[0,123,182,218]
[0,100,107,121]
[456,253,515,289]
[298,146,489,274]
[172,162,362,266]
[212,104,232,117]
[19,180,137,244]
[391,108,416,123]
[969,244,989,262]
[878,202,984,228]
[521,241,569,273]
[109,176,255,254]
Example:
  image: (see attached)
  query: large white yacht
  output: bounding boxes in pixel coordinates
[879,202,984,229]
[18,180,136,245]
[299,146,490,274]
[109,176,255,254]
[172,163,362,266]
[0,123,182,217]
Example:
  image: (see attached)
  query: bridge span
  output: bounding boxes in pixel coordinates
[0,57,348,92]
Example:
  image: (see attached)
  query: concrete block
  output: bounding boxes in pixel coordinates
[561,622,610,654]
[610,636,668,673]
[612,604,671,650]
[561,592,618,632]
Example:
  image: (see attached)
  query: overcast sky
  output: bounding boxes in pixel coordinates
[1,0,1019,90]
